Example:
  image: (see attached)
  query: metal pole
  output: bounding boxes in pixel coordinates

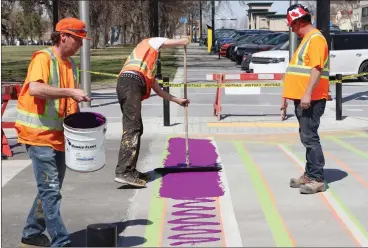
[289,0,298,61]
[79,0,91,108]
[199,0,202,40]
[211,0,216,55]
[153,0,161,80]
[163,77,170,126]
[153,0,159,37]
[335,74,342,120]
[316,0,332,100]
[52,0,59,31]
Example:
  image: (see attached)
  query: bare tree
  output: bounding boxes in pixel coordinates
[331,0,360,30]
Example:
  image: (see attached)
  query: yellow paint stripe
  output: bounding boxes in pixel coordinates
[207,122,299,128]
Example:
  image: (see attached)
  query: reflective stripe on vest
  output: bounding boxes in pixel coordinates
[16,48,78,131]
[286,32,329,79]
[123,44,157,78]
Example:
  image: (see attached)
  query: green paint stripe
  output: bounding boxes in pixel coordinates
[233,141,294,247]
[329,190,368,240]
[144,135,170,247]
[286,146,368,240]
[328,136,368,160]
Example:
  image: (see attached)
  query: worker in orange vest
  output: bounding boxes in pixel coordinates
[281,4,329,194]
[15,18,91,247]
[114,37,190,187]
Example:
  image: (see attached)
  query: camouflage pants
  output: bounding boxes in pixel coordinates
[115,75,145,174]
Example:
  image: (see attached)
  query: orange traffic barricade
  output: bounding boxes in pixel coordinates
[2,84,22,157]
[211,73,284,121]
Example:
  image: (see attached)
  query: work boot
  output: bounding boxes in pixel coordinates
[290,174,309,188]
[300,179,327,194]
[20,233,50,247]
[115,172,146,187]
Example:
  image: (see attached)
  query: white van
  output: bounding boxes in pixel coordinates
[249,32,368,81]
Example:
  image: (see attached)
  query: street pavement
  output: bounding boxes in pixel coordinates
[2,43,368,247]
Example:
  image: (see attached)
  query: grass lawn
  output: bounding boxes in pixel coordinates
[1,45,179,85]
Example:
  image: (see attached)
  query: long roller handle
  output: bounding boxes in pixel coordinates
[184,45,189,167]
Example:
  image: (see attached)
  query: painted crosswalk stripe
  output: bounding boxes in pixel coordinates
[234,141,295,247]
[278,144,368,247]
[328,136,368,160]
[210,138,243,247]
[144,136,170,247]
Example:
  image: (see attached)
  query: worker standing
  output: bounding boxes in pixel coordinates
[281,4,329,194]
[114,37,190,188]
[15,18,91,247]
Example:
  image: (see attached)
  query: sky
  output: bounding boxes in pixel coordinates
[207,1,297,29]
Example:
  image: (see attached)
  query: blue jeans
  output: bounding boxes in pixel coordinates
[294,99,326,182]
[22,145,71,247]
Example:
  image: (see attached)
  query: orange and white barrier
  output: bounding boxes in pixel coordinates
[206,72,283,81]
[211,73,284,121]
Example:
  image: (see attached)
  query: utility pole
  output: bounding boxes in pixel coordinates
[316,0,331,100]
[289,0,298,61]
[199,0,202,40]
[79,1,91,107]
[211,0,216,54]
[153,0,162,80]
[316,0,331,51]
[52,0,59,30]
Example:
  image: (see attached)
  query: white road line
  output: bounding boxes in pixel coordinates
[210,138,243,247]
[2,160,32,187]
[278,144,368,247]
[345,108,364,112]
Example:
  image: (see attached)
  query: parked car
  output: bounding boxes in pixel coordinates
[220,34,257,58]
[217,29,272,47]
[232,32,283,64]
[249,32,368,81]
[240,33,290,71]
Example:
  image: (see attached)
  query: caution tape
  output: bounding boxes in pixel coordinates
[78,70,119,78]
[78,70,164,83]
[163,82,283,88]
[78,69,368,85]
[330,72,368,83]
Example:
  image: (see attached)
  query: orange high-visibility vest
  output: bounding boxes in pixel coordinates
[15,47,79,152]
[282,29,329,100]
[119,38,159,100]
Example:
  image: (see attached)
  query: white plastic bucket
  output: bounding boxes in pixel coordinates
[63,112,107,172]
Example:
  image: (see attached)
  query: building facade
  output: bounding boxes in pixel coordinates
[247,2,288,32]
[353,0,368,31]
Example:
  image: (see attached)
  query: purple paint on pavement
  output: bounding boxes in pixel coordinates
[167,198,222,246]
[159,138,224,200]
[159,138,224,246]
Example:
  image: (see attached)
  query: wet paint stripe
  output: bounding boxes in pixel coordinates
[143,136,170,247]
[278,144,368,246]
[234,141,295,247]
[210,138,243,247]
[328,136,368,160]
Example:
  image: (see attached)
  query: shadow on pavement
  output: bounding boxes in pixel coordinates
[342,91,368,103]
[69,219,152,247]
[324,168,348,184]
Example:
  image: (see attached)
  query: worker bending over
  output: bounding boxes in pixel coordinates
[114,37,190,188]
